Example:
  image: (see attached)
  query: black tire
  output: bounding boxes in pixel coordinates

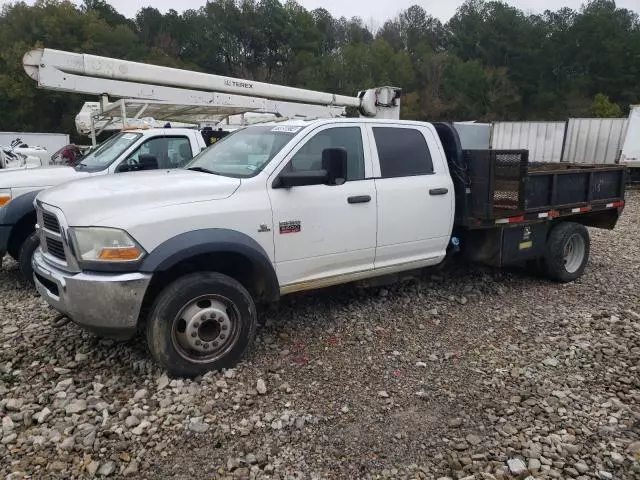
[544,222,590,283]
[8,229,30,261]
[7,242,20,262]
[18,232,40,285]
[146,272,257,378]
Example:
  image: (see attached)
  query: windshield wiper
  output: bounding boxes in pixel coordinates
[187,166,219,175]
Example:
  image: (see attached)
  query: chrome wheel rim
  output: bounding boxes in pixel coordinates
[563,233,586,274]
[171,295,241,364]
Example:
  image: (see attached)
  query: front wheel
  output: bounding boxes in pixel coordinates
[544,222,590,283]
[146,272,257,378]
[19,232,40,286]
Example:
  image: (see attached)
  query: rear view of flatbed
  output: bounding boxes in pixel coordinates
[445,142,626,281]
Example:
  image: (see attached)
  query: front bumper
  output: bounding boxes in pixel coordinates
[0,225,11,257]
[32,250,152,340]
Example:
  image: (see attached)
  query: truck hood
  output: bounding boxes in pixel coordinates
[0,166,86,188]
[37,169,241,225]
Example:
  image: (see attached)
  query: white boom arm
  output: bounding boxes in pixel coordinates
[74,100,320,137]
[23,48,401,119]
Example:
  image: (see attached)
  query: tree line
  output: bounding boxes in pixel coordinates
[0,0,638,139]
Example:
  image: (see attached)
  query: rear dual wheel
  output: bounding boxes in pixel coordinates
[543,222,590,283]
[146,272,257,378]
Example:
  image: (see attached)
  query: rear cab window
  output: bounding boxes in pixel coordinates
[372,127,434,178]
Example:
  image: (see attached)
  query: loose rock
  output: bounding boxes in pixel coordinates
[256,379,267,395]
[65,399,87,414]
[97,460,116,477]
[507,459,527,476]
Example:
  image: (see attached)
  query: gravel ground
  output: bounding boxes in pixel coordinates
[1,190,639,480]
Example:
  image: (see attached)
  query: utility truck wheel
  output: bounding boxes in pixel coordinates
[146,272,257,378]
[18,232,40,286]
[8,243,20,261]
[544,222,590,283]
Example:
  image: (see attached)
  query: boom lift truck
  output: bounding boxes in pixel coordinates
[6,50,626,378]
[0,48,401,283]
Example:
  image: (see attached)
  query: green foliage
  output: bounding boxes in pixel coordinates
[0,0,637,136]
[591,93,623,117]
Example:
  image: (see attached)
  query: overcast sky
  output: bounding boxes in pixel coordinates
[2,0,639,24]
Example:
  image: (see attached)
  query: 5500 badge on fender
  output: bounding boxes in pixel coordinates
[279,220,301,234]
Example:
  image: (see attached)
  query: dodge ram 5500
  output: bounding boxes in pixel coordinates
[31,119,626,376]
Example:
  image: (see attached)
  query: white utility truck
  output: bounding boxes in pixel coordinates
[0,127,207,280]
[16,49,626,378]
[0,47,359,282]
[32,117,626,377]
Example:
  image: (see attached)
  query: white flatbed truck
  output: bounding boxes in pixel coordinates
[6,49,626,378]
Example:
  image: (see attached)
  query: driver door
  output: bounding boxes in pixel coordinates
[267,124,377,290]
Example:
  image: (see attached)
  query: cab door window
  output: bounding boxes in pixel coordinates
[287,127,365,181]
[119,136,193,171]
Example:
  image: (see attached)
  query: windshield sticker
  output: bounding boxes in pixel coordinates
[271,126,302,133]
[122,133,137,140]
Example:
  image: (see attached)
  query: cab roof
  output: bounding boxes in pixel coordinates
[244,117,432,129]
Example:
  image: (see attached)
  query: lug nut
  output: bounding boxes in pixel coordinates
[191,332,197,338]
[221,325,228,331]
[203,343,209,350]
[201,314,207,321]
[195,340,201,346]
[220,334,226,340]
[193,322,200,328]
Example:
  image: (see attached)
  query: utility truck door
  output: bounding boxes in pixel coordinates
[368,124,454,269]
[268,124,377,290]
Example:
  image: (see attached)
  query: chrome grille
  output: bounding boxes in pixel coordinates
[42,212,60,233]
[35,202,78,271]
[45,237,65,261]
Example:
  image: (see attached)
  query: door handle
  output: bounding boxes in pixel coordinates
[347,195,371,204]
[429,188,449,196]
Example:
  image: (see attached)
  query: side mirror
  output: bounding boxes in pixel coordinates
[273,147,348,189]
[116,154,158,172]
[322,147,347,185]
[276,169,329,188]
[137,154,158,171]
[116,161,134,173]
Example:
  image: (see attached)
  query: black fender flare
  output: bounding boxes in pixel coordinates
[0,189,40,227]
[139,228,280,301]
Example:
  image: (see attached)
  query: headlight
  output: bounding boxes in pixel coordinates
[70,227,146,262]
[0,189,11,207]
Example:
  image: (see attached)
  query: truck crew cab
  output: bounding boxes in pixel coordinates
[0,128,206,282]
[31,118,626,377]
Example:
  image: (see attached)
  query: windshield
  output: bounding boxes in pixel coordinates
[186,125,299,177]
[76,132,142,172]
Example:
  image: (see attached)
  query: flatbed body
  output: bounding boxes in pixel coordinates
[458,150,625,228]
[430,123,625,268]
